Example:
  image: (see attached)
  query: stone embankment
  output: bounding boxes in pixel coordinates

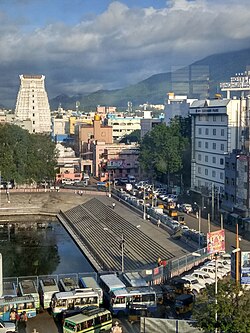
[0,189,104,221]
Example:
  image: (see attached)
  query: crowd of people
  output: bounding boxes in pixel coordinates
[10,308,28,333]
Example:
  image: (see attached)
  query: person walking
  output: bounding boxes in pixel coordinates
[9,308,16,324]
[157,219,161,228]
[112,202,116,209]
[17,312,27,333]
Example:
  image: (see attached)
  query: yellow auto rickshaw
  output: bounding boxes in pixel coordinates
[174,293,194,315]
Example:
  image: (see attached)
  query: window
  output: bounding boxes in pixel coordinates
[220,158,224,165]
[221,129,225,136]
[213,115,216,121]
[198,128,202,135]
[205,169,208,175]
[221,144,224,151]
[198,141,201,148]
[244,182,248,189]
[205,142,208,149]
[198,154,201,161]
[213,129,216,135]
[220,172,224,180]
[212,170,216,177]
[198,167,201,174]
[212,157,216,163]
[205,156,208,162]
[213,143,216,149]
[205,128,209,135]
[221,115,224,122]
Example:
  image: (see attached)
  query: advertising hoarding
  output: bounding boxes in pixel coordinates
[107,159,124,169]
[241,251,250,285]
[207,229,225,254]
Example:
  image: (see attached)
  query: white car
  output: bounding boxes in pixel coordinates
[198,266,225,280]
[182,275,205,294]
[204,262,230,276]
[180,203,193,213]
[191,270,215,286]
[0,319,16,333]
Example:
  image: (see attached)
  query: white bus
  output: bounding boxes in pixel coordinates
[18,279,40,310]
[59,277,79,292]
[110,287,157,316]
[122,272,148,288]
[79,276,103,305]
[39,278,60,309]
[99,274,126,307]
[51,288,100,317]
[63,307,112,333]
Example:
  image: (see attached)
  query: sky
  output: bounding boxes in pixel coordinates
[1,0,250,107]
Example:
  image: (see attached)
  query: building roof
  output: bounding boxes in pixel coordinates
[190,99,230,108]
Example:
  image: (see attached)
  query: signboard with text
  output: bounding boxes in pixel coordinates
[106,159,124,169]
[241,251,250,285]
[207,229,225,254]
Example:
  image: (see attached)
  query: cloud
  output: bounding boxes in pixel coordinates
[0,0,250,107]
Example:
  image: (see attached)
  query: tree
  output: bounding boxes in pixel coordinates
[119,129,141,143]
[193,280,250,333]
[0,124,57,184]
[139,122,188,185]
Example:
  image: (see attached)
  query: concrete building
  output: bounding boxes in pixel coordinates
[190,98,248,197]
[15,75,51,134]
[107,115,141,142]
[140,111,164,139]
[91,141,140,180]
[164,92,196,124]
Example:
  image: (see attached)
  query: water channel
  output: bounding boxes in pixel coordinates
[0,219,94,278]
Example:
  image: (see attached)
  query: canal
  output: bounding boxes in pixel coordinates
[0,219,94,277]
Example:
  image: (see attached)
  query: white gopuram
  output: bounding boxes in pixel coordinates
[15,75,51,134]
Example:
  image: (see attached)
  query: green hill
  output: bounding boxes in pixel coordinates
[50,48,250,110]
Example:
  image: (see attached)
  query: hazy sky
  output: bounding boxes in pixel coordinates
[1,0,250,107]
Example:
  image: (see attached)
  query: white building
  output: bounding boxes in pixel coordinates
[164,92,197,123]
[107,116,141,142]
[190,98,247,195]
[15,75,51,134]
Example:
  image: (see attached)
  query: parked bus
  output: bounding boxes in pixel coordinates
[63,307,112,333]
[0,295,36,321]
[39,278,60,309]
[79,276,103,305]
[122,272,148,288]
[2,282,17,298]
[109,287,157,316]
[51,288,100,317]
[59,277,79,292]
[99,274,126,306]
[18,280,40,310]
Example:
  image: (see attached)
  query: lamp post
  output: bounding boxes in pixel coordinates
[215,252,218,333]
[120,232,125,273]
[235,223,241,285]
[143,186,146,220]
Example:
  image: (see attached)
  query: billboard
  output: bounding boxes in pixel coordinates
[107,159,124,169]
[207,229,225,254]
[241,251,250,285]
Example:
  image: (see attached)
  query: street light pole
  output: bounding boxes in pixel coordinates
[236,223,240,284]
[143,187,146,220]
[215,254,218,333]
[208,213,211,233]
[198,207,201,249]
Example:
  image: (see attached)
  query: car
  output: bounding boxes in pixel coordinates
[0,319,16,333]
[180,204,193,213]
[198,266,225,280]
[181,275,205,294]
[204,262,229,276]
[191,270,215,286]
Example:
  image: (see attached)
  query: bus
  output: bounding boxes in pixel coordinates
[39,278,60,309]
[18,280,40,310]
[79,277,103,305]
[99,274,126,307]
[63,307,112,333]
[109,287,157,316]
[122,272,148,288]
[59,277,79,292]
[51,288,100,317]
[0,295,36,321]
[2,282,17,298]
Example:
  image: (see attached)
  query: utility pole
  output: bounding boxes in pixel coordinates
[121,232,125,273]
[208,213,211,233]
[143,187,146,220]
[198,206,201,249]
[211,182,215,221]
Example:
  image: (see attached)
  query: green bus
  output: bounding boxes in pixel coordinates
[63,307,112,333]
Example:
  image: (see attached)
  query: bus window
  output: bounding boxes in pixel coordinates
[57,299,66,307]
[132,295,141,303]
[142,293,155,302]
[75,298,81,306]
[87,319,94,328]
[114,296,125,304]
[26,302,34,309]
[17,303,25,310]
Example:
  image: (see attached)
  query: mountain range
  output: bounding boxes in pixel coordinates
[50,48,250,110]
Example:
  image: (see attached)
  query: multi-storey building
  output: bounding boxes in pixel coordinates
[107,115,141,142]
[15,75,51,134]
[190,98,248,196]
